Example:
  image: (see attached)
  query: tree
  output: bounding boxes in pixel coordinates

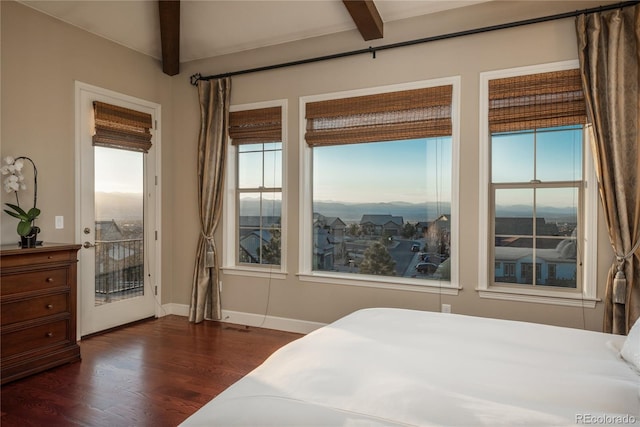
[260,226,281,265]
[359,241,396,276]
[401,222,417,239]
[347,223,361,237]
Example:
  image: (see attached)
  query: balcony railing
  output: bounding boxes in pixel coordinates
[95,238,144,303]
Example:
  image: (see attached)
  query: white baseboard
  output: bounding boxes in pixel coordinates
[159,303,325,335]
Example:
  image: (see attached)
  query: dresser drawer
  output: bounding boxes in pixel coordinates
[0,249,77,268]
[1,268,69,295]
[1,293,69,325]
[1,319,69,359]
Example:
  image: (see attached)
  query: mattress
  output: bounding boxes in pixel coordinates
[180,308,640,426]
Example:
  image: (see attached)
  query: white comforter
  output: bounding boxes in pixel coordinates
[181,308,640,426]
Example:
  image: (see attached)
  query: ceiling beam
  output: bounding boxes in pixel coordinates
[342,0,383,41]
[158,0,180,76]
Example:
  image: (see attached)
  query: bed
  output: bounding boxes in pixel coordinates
[180,308,640,426]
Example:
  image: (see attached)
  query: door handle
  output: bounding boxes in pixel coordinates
[83,241,95,249]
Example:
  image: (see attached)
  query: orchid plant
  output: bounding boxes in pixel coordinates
[1,156,40,237]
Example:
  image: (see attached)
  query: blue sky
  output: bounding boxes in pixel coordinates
[313,137,452,204]
[491,127,583,208]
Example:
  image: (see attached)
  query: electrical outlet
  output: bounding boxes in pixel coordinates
[441,304,451,314]
[55,216,64,229]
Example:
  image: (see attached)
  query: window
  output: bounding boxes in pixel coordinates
[479,62,598,307]
[300,79,459,292]
[492,125,583,289]
[504,263,516,278]
[223,101,286,275]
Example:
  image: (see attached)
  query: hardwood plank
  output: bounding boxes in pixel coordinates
[0,315,302,426]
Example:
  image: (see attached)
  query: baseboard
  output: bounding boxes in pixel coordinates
[221,310,325,334]
[160,303,324,335]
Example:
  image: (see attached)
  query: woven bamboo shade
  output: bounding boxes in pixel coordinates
[93,102,153,153]
[488,69,586,133]
[305,85,453,147]
[229,106,282,145]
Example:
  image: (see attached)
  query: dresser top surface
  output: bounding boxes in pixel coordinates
[0,243,82,256]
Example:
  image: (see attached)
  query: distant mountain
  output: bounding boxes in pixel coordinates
[95,192,143,221]
[240,197,577,224]
[496,204,577,222]
[239,197,450,222]
[313,201,450,222]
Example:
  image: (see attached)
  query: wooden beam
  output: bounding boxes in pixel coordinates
[342,0,383,41]
[158,0,180,76]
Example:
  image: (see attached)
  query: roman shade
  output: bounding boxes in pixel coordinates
[93,101,153,153]
[229,106,282,145]
[488,69,587,133]
[305,85,452,147]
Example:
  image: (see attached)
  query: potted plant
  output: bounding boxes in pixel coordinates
[1,156,40,247]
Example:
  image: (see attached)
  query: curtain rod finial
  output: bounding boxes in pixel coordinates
[190,73,202,86]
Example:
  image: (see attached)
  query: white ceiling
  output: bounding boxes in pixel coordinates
[19,1,488,63]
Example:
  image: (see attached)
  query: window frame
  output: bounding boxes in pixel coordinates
[222,99,288,279]
[478,61,598,307]
[299,77,461,295]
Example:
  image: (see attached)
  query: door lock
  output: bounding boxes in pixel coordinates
[83,241,95,249]
[83,227,91,235]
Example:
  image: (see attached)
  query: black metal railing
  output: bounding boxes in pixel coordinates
[95,239,144,301]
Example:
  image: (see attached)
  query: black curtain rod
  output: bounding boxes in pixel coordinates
[190,0,638,85]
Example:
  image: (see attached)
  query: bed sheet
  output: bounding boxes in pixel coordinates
[181,308,639,426]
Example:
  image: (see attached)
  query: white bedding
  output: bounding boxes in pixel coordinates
[181,308,640,426]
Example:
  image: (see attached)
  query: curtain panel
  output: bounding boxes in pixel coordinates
[189,78,231,323]
[576,4,640,334]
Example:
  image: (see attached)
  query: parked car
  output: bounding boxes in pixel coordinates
[415,262,438,274]
[411,244,420,252]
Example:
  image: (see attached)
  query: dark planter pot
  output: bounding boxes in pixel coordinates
[20,227,40,248]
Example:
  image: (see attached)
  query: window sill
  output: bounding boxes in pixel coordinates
[298,272,460,295]
[222,266,287,280]
[477,287,599,308]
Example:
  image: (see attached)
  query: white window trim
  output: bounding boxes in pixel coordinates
[222,99,288,279]
[298,77,461,294]
[477,61,599,308]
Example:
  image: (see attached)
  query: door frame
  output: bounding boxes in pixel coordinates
[74,81,162,339]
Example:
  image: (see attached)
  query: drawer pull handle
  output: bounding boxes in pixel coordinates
[46,332,53,338]
[46,304,54,309]
[46,277,54,283]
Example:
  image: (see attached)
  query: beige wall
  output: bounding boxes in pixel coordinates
[2,1,616,332]
[175,1,615,332]
[1,1,175,303]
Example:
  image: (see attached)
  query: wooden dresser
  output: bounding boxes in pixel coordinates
[1,243,82,384]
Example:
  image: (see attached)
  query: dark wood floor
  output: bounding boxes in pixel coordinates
[1,315,302,427]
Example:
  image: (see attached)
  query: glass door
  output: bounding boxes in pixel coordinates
[76,85,158,337]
